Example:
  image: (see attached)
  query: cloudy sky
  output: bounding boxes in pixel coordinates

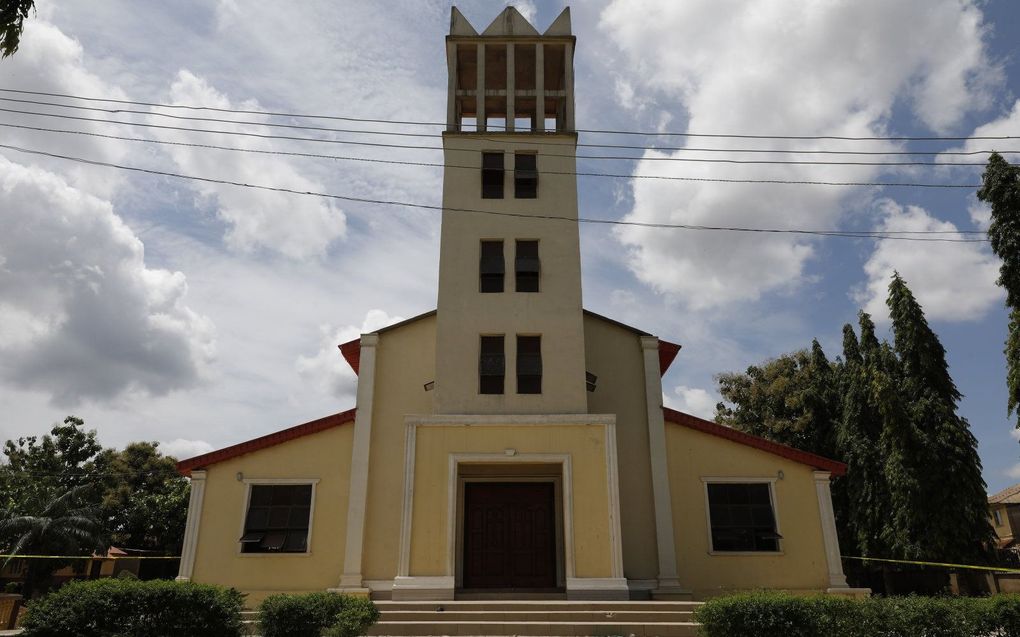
[1,0,1019,490]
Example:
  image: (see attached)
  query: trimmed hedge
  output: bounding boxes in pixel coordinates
[258,591,380,637]
[19,578,245,637]
[695,591,1020,637]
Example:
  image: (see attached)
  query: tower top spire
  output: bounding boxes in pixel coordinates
[445,7,575,134]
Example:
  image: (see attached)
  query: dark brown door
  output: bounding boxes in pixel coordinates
[463,482,557,589]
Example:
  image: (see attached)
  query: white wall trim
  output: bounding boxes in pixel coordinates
[176,470,206,582]
[235,479,319,556]
[396,420,418,577]
[640,335,680,588]
[566,577,630,591]
[814,471,850,588]
[702,477,782,555]
[339,333,379,589]
[604,419,624,579]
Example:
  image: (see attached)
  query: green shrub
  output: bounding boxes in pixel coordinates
[259,592,379,637]
[695,592,1020,637]
[19,578,245,637]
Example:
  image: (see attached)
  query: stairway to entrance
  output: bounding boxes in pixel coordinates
[365,600,703,636]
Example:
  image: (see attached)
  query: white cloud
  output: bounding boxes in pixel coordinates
[665,385,719,420]
[159,438,214,460]
[597,0,997,309]
[854,200,1001,322]
[295,309,405,401]
[154,71,347,259]
[969,201,993,231]
[1006,463,1020,480]
[0,156,214,406]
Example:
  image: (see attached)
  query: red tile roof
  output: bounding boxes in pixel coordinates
[990,483,1020,504]
[662,407,847,476]
[175,408,357,476]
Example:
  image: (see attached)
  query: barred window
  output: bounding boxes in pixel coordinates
[706,482,781,552]
[514,153,537,198]
[479,335,505,394]
[515,240,539,293]
[240,484,312,553]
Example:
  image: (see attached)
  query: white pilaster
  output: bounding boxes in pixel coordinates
[535,43,544,132]
[446,41,457,131]
[337,333,379,590]
[476,43,486,132]
[176,470,207,582]
[564,40,575,132]
[640,336,683,593]
[505,42,515,132]
[814,471,849,588]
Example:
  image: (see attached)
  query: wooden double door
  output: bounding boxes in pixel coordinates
[462,481,558,590]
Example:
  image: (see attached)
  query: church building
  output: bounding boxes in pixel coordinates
[175,6,859,603]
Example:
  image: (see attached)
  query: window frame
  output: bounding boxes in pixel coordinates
[701,477,783,556]
[515,239,540,293]
[514,152,538,199]
[994,508,1003,526]
[479,334,506,395]
[237,478,319,557]
[516,334,542,394]
[481,151,505,199]
[479,239,505,293]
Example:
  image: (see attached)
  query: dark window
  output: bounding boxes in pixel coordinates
[517,335,542,394]
[480,240,505,293]
[515,153,538,198]
[479,335,505,394]
[482,152,504,199]
[240,484,312,553]
[706,483,781,552]
[515,240,540,292]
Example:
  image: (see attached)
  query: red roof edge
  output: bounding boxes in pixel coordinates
[339,339,361,375]
[658,340,681,376]
[662,407,847,476]
[176,408,357,476]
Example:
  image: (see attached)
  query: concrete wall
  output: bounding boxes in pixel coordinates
[665,423,833,598]
[190,424,354,605]
[434,133,588,415]
[991,503,1014,541]
[583,314,659,581]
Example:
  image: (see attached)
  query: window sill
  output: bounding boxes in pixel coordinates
[708,550,785,556]
[235,550,314,558]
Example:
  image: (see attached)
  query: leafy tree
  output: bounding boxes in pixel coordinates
[0,0,35,58]
[977,152,1020,427]
[0,485,103,598]
[885,273,993,562]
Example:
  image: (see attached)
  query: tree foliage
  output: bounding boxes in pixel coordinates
[0,0,34,58]
[715,275,993,567]
[977,152,1020,423]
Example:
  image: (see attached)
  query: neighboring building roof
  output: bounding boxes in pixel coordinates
[339,308,683,376]
[176,408,356,476]
[990,483,1020,504]
[662,407,848,476]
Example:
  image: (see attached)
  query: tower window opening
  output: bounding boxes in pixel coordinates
[481,152,504,198]
[516,335,542,394]
[460,116,478,132]
[515,153,538,198]
[480,240,505,293]
[479,335,505,395]
[515,240,540,292]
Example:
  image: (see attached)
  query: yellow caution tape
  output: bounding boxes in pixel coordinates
[844,555,1020,574]
[0,554,180,560]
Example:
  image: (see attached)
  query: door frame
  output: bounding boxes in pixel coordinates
[456,475,565,590]
[448,453,573,590]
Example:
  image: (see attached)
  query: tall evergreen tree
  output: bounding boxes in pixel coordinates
[886,273,993,562]
[977,152,1020,427]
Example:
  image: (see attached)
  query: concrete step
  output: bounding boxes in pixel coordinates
[375,601,703,612]
[365,620,700,636]
[380,610,696,623]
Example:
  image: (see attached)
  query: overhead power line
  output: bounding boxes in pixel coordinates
[0,121,1003,191]
[0,142,989,242]
[1,86,1018,142]
[0,109,1000,179]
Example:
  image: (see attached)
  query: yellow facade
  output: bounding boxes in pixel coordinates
[176,5,858,605]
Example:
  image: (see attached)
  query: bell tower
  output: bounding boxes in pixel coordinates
[434,6,587,414]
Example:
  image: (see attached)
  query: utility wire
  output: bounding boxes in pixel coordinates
[0,108,1002,177]
[0,142,989,241]
[4,97,1020,159]
[0,121,1003,192]
[2,86,1018,142]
